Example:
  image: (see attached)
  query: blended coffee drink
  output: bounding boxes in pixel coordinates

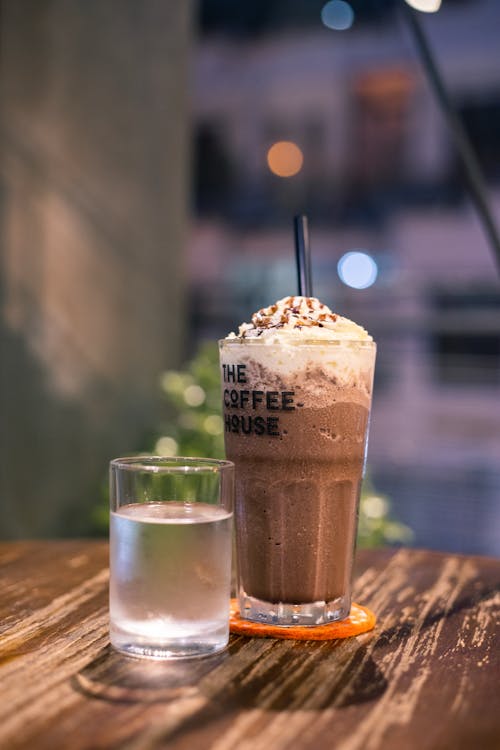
[219,296,376,626]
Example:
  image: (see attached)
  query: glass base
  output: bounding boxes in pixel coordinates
[110,626,228,660]
[238,592,351,627]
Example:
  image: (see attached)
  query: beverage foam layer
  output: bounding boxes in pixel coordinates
[220,341,374,393]
[222,296,375,387]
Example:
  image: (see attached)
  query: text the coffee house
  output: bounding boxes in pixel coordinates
[222,362,296,436]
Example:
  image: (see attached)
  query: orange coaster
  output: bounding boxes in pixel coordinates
[229,599,376,640]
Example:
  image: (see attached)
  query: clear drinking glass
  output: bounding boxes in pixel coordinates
[109,456,234,659]
[219,337,376,626]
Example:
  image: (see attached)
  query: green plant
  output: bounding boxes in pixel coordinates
[155,342,225,460]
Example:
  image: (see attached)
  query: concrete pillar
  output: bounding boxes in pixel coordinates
[0,0,192,536]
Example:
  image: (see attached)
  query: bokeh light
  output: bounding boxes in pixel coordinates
[338,251,378,289]
[161,371,184,392]
[267,141,304,177]
[204,415,224,435]
[183,384,206,406]
[363,495,389,519]
[155,436,178,456]
[404,0,442,12]
[321,1,355,31]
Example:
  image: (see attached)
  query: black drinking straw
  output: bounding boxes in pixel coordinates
[294,214,313,296]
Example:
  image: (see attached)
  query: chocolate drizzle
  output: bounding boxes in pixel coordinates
[242,296,339,338]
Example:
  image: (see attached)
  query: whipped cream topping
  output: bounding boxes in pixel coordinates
[227,296,372,342]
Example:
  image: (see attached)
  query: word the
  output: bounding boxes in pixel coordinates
[222,364,247,383]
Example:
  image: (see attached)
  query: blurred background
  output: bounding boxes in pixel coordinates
[1,0,499,554]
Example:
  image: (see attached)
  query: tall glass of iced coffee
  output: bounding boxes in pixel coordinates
[219,296,376,626]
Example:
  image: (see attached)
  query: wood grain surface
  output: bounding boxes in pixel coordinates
[0,542,498,750]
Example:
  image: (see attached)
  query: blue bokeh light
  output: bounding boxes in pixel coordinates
[321,1,355,31]
[338,251,378,289]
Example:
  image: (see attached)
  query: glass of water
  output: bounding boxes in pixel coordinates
[109,456,234,659]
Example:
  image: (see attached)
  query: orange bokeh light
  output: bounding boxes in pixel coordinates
[267,141,304,177]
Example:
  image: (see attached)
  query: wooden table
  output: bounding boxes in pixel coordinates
[0,542,498,750]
